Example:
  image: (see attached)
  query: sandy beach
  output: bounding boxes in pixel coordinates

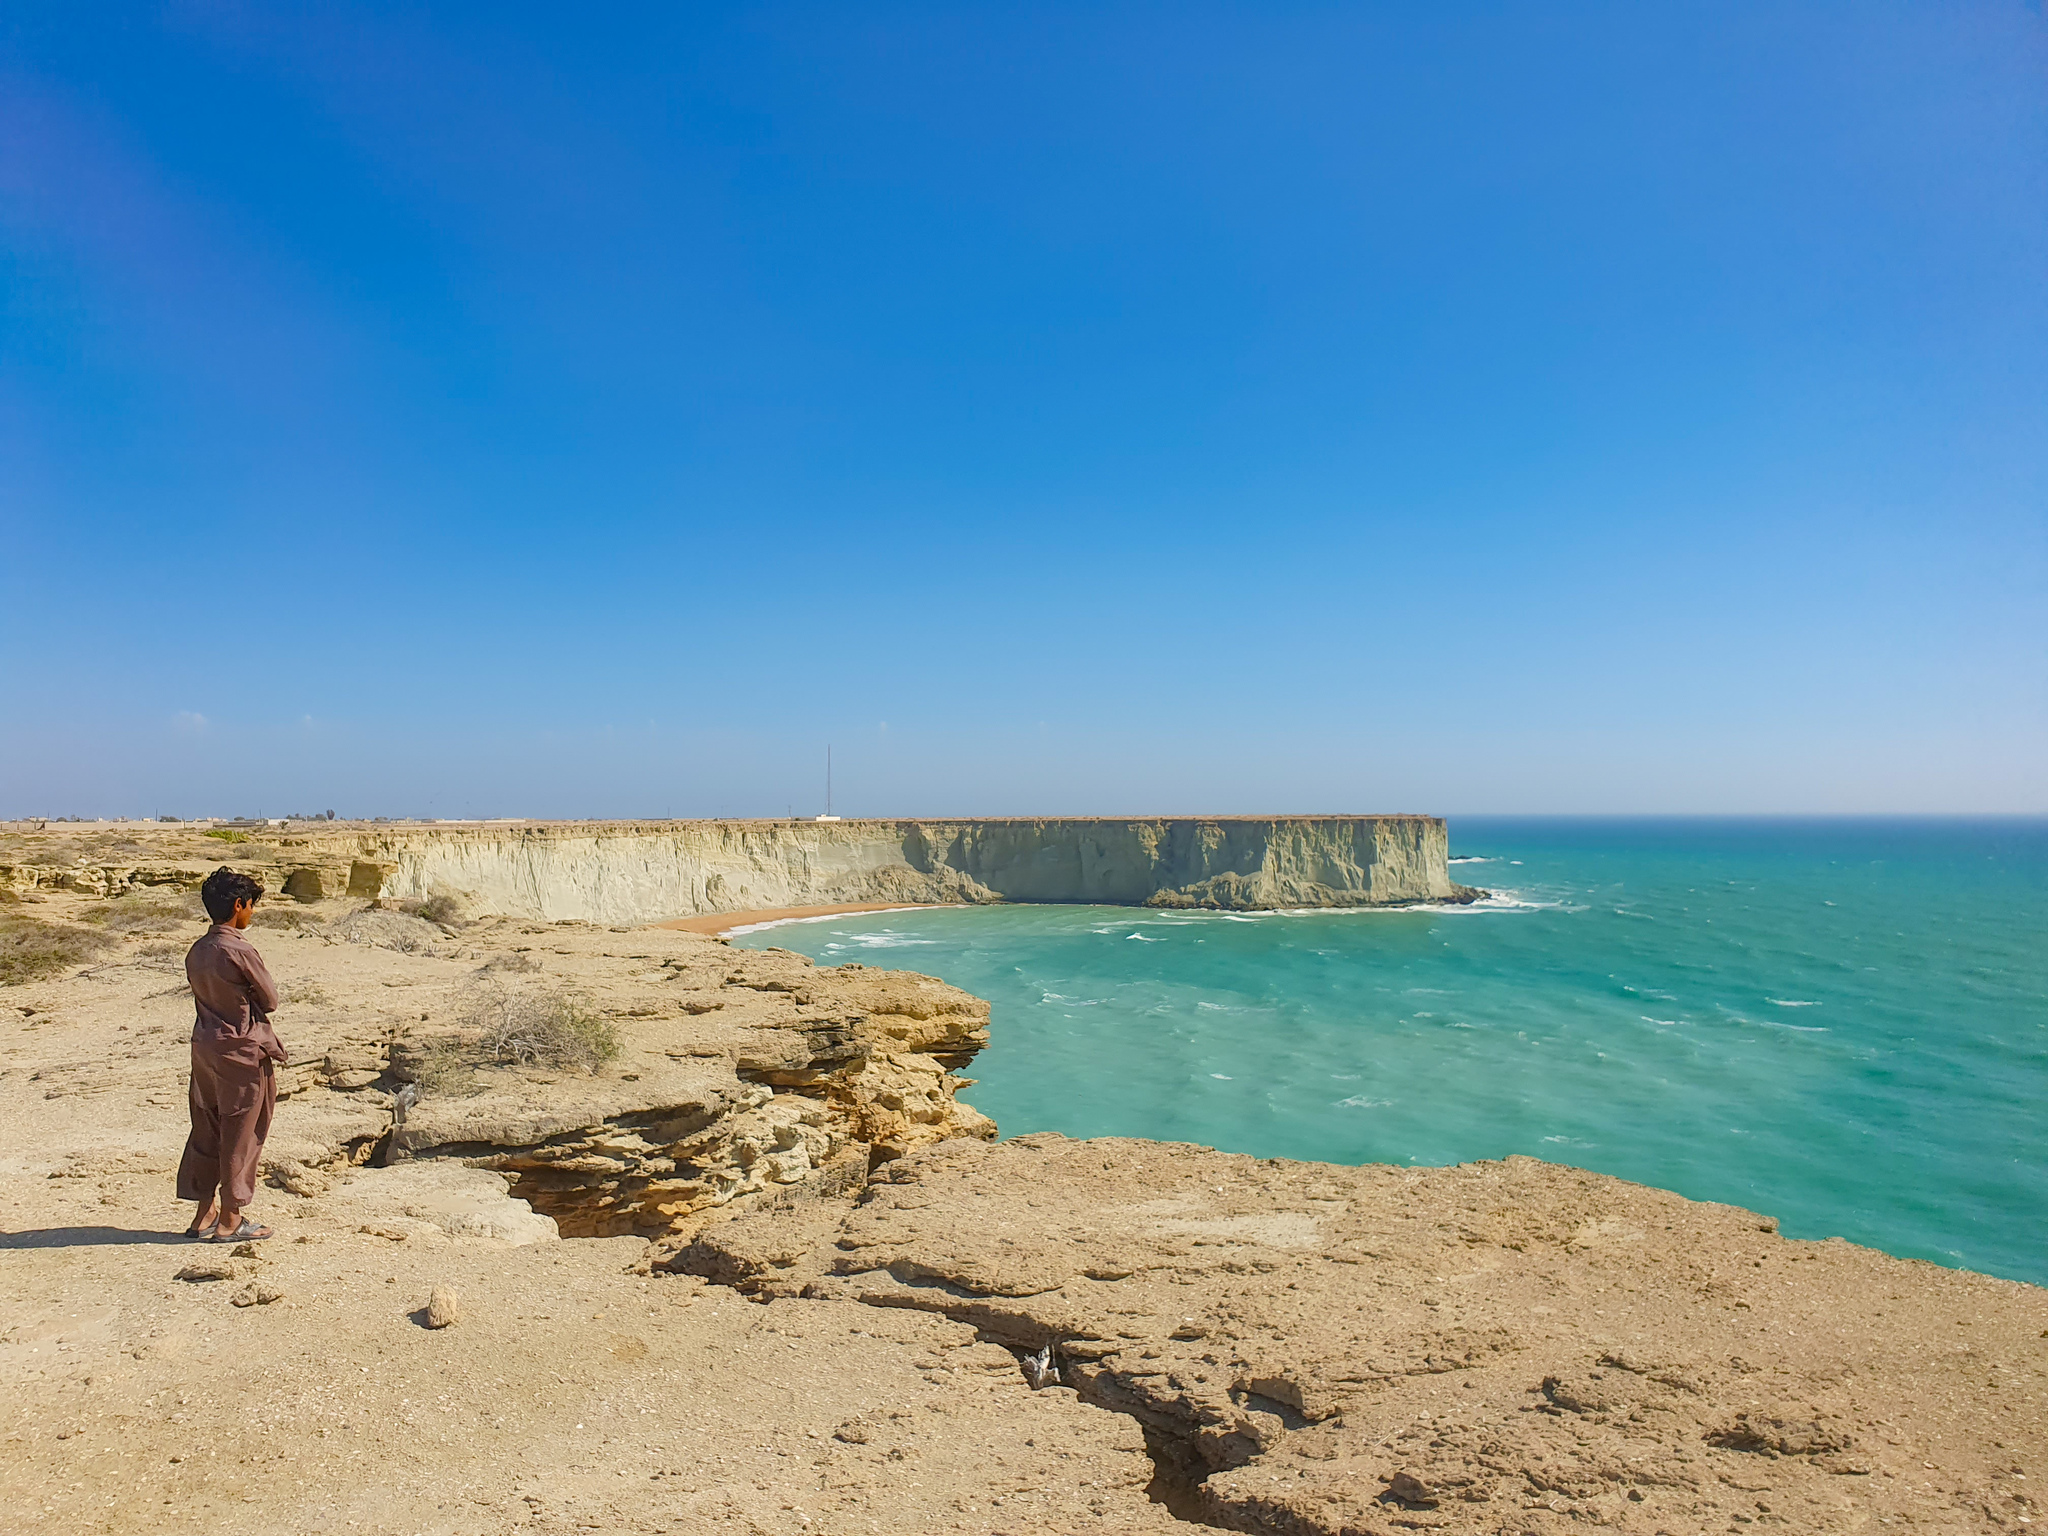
[656,900,945,935]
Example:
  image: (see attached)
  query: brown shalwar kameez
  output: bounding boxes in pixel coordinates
[176,924,288,1211]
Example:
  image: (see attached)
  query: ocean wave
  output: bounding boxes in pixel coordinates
[1337,1095,1392,1109]
[820,931,937,949]
[1768,998,1822,1007]
[1209,1073,1233,1080]
[1448,855,1493,864]
[722,906,933,937]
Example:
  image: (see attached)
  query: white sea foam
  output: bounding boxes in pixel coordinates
[722,906,934,937]
[1338,1095,1392,1109]
[1448,855,1493,864]
[1768,998,1822,1007]
[1126,932,1162,941]
[822,931,938,949]
[1209,1073,1232,1080]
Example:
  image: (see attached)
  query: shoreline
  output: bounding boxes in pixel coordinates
[656,900,950,936]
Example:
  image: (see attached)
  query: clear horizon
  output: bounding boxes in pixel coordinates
[4,3,2043,818]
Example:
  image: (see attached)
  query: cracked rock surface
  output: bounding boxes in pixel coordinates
[680,1133,2048,1534]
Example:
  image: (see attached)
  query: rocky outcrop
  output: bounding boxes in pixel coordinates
[260,916,994,1238]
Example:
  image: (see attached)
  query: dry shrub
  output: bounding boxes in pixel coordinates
[253,904,311,930]
[0,915,112,985]
[84,890,205,936]
[415,893,464,926]
[205,828,250,844]
[410,982,621,1093]
[464,982,620,1071]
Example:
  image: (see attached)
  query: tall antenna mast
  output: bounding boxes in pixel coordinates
[814,745,841,821]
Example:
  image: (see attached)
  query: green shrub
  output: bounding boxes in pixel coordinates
[204,828,250,843]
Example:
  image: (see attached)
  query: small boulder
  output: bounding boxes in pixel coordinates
[175,1260,235,1283]
[1386,1471,1437,1506]
[426,1286,461,1328]
[230,1283,284,1308]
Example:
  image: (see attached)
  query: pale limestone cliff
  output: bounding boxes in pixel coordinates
[343,815,1470,922]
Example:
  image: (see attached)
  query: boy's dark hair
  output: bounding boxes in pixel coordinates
[200,867,265,923]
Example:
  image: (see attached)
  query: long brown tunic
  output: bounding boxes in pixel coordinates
[176,924,288,1210]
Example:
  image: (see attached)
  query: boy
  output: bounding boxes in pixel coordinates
[178,867,290,1242]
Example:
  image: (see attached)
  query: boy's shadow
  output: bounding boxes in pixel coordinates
[0,1226,192,1249]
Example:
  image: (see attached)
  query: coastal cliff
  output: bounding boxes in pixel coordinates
[0,816,1475,922]
[2,861,2041,1534]
[346,815,1471,922]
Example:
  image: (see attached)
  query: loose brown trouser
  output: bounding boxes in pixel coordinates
[176,1036,276,1211]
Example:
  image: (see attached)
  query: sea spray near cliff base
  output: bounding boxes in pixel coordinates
[740,817,2048,1286]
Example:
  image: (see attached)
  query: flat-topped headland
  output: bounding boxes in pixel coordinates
[1,814,1481,923]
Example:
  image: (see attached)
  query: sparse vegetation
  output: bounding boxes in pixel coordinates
[416,893,464,926]
[466,982,620,1071]
[205,828,250,843]
[411,982,622,1092]
[0,914,112,985]
[82,890,205,936]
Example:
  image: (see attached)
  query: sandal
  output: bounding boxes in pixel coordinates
[184,1221,216,1240]
[209,1218,274,1243]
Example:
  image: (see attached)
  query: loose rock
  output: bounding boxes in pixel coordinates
[426,1285,461,1328]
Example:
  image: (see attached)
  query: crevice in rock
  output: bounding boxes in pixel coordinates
[992,1338,1234,1526]
[1138,1423,1230,1527]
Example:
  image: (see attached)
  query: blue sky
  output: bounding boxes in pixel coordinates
[2,2,2042,817]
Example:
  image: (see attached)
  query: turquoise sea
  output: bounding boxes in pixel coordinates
[735,819,2047,1286]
